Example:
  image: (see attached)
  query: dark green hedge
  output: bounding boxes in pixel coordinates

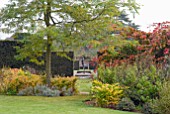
[0,41,73,76]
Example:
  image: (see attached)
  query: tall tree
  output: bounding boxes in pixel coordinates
[118,12,140,29]
[0,0,139,86]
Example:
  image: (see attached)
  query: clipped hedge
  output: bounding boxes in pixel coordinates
[0,41,24,68]
[0,41,73,76]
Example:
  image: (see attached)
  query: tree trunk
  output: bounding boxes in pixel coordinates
[46,38,52,86]
[45,0,52,86]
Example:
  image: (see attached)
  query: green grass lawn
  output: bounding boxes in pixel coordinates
[76,78,92,92]
[0,79,140,114]
[0,95,140,114]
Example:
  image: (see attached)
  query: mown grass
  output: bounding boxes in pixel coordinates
[0,78,140,114]
[76,78,92,92]
[0,95,140,114]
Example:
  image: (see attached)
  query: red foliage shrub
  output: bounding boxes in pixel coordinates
[96,22,170,67]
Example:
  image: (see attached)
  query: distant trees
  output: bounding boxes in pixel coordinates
[118,12,140,29]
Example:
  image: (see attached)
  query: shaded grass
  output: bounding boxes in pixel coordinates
[0,95,139,114]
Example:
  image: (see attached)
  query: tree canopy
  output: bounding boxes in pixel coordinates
[0,0,140,85]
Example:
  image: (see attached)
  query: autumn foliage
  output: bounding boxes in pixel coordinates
[97,22,170,67]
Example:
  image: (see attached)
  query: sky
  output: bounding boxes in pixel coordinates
[0,0,170,39]
[133,0,170,32]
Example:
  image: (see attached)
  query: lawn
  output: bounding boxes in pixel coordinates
[76,78,92,93]
[0,79,140,114]
[0,95,140,114]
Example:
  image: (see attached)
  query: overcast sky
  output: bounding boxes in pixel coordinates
[133,0,170,32]
[0,0,170,39]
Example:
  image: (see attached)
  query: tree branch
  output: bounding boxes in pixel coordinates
[68,6,106,35]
